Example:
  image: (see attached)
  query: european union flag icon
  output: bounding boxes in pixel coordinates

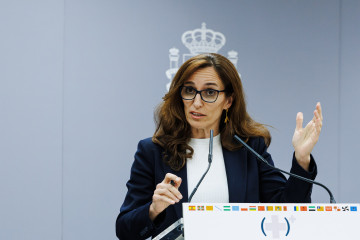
[350,206,357,211]
[232,206,239,211]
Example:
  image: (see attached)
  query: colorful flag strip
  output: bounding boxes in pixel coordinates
[188,205,359,213]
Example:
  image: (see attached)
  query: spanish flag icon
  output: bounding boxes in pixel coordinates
[189,206,196,211]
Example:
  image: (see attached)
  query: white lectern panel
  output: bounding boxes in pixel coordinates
[183,203,359,239]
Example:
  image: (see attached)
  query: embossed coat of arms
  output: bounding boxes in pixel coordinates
[165,23,239,90]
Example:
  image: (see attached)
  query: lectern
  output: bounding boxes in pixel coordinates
[154,203,360,239]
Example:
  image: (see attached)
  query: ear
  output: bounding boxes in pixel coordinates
[224,95,233,109]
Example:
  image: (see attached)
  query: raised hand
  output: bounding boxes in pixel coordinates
[149,173,183,221]
[292,102,323,171]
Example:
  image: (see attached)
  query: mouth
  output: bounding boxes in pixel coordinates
[190,111,206,118]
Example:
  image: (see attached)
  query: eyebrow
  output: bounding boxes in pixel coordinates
[183,81,219,87]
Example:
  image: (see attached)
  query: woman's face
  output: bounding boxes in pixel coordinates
[182,67,232,138]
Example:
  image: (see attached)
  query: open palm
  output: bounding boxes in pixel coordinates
[292,103,323,170]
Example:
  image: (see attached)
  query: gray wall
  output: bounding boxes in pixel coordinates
[1,0,359,239]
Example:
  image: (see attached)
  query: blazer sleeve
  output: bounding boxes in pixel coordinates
[255,137,317,203]
[116,139,164,240]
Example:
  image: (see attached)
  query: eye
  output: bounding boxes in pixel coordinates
[204,89,217,96]
[184,87,196,94]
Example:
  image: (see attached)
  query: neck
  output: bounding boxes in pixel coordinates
[191,128,219,139]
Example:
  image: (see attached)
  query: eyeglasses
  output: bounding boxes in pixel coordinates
[180,86,226,103]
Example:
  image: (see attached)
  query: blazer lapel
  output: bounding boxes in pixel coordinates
[223,147,247,203]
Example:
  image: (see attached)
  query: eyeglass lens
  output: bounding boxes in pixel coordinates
[181,87,219,102]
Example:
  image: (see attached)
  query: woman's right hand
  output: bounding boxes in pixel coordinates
[149,173,183,221]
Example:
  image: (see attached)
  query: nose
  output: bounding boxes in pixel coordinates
[193,92,203,108]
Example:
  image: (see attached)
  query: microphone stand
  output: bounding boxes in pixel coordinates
[188,129,214,203]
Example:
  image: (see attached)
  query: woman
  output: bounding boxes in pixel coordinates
[116,53,322,240]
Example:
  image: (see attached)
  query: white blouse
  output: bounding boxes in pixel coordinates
[186,134,229,203]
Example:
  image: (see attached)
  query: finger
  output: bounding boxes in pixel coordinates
[304,121,316,136]
[166,182,183,199]
[314,109,322,122]
[168,183,183,199]
[170,177,182,188]
[296,112,303,131]
[154,188,181,202]
[311,123,320,142]
[163,173,180,184]
[314,109,319,122]
[173,177,182,188]
[309,107,321,128]
[314,109,323,128]
[153,193,177,205]
[156,182,183,200]
[316,102,323,121]
[314,115,322,134]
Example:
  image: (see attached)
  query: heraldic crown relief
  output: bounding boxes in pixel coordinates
[166,23,239,91]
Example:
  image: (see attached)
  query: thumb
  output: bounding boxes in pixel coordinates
[296,112,303,131]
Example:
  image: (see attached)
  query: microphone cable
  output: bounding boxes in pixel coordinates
[234,134,336,204]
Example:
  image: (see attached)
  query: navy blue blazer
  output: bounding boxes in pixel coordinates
[116,137,317,240]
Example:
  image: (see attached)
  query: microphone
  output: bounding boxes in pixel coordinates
[188,129,214,203]
[233,134,336,204]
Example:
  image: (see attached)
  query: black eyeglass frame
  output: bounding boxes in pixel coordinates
[180,86,227,103]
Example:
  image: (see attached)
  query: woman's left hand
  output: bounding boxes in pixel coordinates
[292,102,323,171]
